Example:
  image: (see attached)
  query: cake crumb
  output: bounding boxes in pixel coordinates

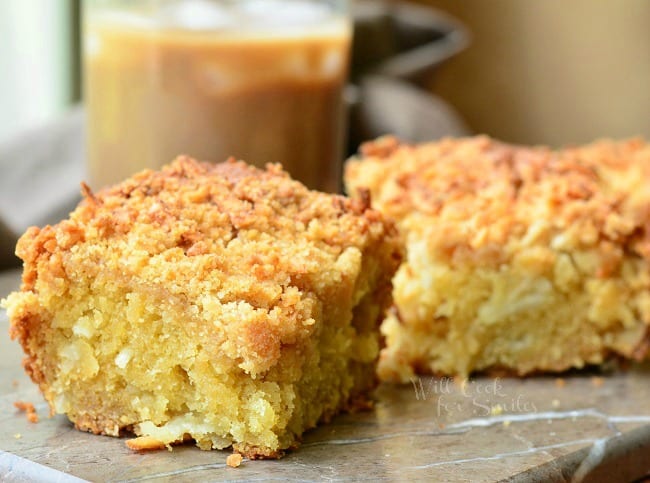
[14,401,38,423]
[490,404,503,416]
[503,420,511,428]
[591,376,604,387]
[456,378,469,392]
[11,380,19,388]
[14,433,21,439]
[555,378,566,388]
[126,436,166,452]
[551,399,561,408]
[227,453,243,468]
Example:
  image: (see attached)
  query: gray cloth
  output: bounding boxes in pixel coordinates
[0,1,471,269]
[0,109,85,269]
[351,75,468,146]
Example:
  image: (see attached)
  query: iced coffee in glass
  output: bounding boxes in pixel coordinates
[83,0,351,192]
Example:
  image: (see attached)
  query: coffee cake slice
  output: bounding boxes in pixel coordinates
[345,136,650,380]
[3,157,401,458]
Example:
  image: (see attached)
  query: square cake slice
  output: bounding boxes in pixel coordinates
[345,136,650,380]
[3,157,401,458]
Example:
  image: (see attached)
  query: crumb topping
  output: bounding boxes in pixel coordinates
[13,157,397,377]
[346,136,650,270]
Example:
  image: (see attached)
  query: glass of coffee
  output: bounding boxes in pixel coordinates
[83,0,351,192]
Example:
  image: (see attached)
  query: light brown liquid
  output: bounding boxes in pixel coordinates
[84,15,350,191]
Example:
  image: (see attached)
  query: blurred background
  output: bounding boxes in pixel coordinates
[0,0,80,145]
[419,0,650,145]
[1,0,649,146]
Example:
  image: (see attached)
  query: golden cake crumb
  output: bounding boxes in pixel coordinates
[490,404,503,416]
[3,157,401,458]
[227,453,244,468]
[14,401,38,423]
[125,436,167,452]
[591,376,605,387]
[345,136,650,379]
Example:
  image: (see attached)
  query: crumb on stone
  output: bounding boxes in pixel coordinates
[14,401,38,423]
[456,378,469,392]
[490,404,503,416]
[227,453,244,468]
[591,376,604,387]
[126,436,166,452]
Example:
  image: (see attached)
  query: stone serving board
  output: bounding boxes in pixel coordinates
[1,268,649,482]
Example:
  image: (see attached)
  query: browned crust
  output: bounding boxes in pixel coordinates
[631,326,650,360]
[73,413,124,437]
[232,442,287,460]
